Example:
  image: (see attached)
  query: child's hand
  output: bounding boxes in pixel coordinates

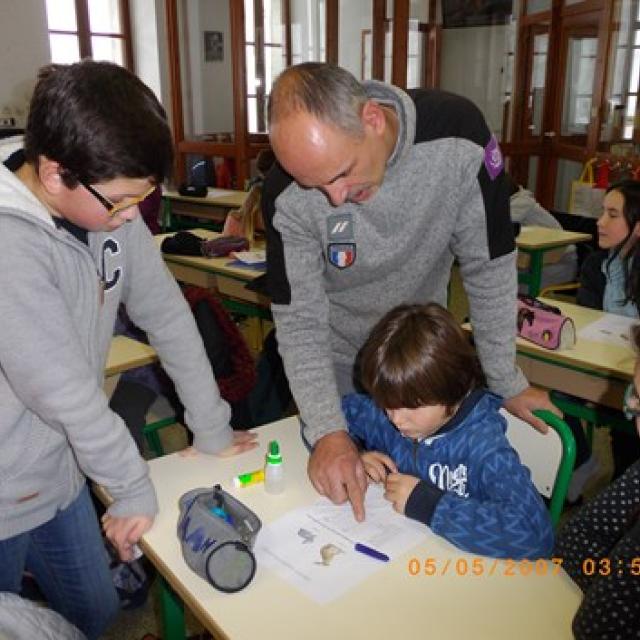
[214,431,259,458]
[384,472,420,514]
[102,513,154,562]
[361,451,398,483]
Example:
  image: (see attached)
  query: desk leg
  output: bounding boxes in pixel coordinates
[159,576,186,640]
[527,250,544,297]
[162,198,173,231]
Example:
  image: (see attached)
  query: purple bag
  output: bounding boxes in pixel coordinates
[516,295,576,351]
[202,236,250,257]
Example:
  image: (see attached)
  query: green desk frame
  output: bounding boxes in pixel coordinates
[517,248,545,297]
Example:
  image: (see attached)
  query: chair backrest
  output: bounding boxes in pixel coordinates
[500,408,576,527]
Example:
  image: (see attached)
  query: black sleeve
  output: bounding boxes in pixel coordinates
[261,161,294,305]
[577,251,606,310]
[404,480,445,526]
[409,88,514,260]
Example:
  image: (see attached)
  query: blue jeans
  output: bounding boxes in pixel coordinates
[0,484,120,640]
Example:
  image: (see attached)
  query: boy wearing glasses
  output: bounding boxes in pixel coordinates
[0,61,256,640]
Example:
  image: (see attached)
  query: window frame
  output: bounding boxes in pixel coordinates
[46,0,134,70]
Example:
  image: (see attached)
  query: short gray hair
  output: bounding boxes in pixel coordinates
[268,63,367,137]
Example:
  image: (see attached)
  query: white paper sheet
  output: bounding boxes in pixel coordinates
[230,250,267,264]
[254,484,426,603]
[206,188,237,197]
[578,314,635,348]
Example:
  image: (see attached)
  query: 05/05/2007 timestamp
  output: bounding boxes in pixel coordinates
[407,557,640,578]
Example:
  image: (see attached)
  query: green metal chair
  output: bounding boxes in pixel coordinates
[502,408,576,527]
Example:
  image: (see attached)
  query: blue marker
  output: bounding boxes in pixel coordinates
[211,505,233,525]
[354,542,389,562]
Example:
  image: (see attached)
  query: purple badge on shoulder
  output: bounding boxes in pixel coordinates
[484,134,504,181]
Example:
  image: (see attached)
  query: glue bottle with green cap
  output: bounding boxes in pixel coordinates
[265,439,285,494]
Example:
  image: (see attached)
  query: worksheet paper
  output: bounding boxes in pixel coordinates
[578,314,635,348]
[254,484,426,603]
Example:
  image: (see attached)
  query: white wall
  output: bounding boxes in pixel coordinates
[0,0,50,127]
[440,25,509,136]
[176,0,234,136]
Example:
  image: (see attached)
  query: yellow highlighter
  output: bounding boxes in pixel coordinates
[233,468,265,488]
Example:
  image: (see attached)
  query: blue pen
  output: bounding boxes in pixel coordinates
[354,542,389,562]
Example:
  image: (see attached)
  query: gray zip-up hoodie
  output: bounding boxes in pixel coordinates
[271,82,527,445]
[0,139,232,539]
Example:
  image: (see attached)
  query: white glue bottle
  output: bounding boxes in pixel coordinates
[264,439,285,494]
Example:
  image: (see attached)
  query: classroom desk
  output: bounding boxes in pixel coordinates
[105,335,157,377]
[162,188,248,231]
[512,298,635,411]
[155,229,270,320]
[516,226,592,297]
[126,416,581,640]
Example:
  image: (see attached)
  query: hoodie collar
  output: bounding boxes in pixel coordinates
[418,388,492,445]
[0,138,56,228]
[362,80,416,172]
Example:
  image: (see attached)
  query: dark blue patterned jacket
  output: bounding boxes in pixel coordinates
[342,389,554,559]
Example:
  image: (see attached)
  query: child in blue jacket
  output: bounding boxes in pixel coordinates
[343,302,553,559]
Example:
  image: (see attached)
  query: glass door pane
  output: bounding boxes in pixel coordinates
[247,0,286,133]
[407,3,429,89]
[599,0,640,154]
[560,32,598,141]
[528,31,548,137]
[290,0,326,64]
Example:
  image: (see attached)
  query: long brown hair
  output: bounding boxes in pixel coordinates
[359,303,483,411]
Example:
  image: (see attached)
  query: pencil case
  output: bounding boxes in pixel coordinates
[177,484,261,592]
[201,235,250,257]
[517,295,576,351]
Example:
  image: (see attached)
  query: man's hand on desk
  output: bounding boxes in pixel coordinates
[308,431,368,522]
[102,514,153,562]
[503,387,562,434]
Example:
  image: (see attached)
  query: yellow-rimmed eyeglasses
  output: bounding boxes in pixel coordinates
[79,179,156,218]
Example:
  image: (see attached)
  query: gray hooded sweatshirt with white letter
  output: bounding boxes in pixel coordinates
[0,139,232,540]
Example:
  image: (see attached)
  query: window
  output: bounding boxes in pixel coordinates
[45,0,132,68]
[245,0,327,134]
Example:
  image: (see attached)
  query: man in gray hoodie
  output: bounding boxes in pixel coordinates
[0,61,256,639]
[264,63,558,522]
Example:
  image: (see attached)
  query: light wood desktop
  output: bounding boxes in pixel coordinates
[133,416,581,640]
[162,188,248,230]
[105,335,157,377]
[155,229,269,313]
[464,298,634,410]
[516,226,592,297]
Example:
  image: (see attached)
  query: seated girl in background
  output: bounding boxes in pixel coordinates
[342,303,553,560]
[575,179,640,481]
[554,324,640,639]
[222,149,275,242]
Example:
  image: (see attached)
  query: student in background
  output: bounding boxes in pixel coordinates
[342,303,553,559]
[554,325,640,639]
[222,148,276,241]
[508,175,578,289]
[576,179,640,480]
[0,60,256,640]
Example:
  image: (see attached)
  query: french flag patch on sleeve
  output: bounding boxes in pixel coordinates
[328,243,356,268]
